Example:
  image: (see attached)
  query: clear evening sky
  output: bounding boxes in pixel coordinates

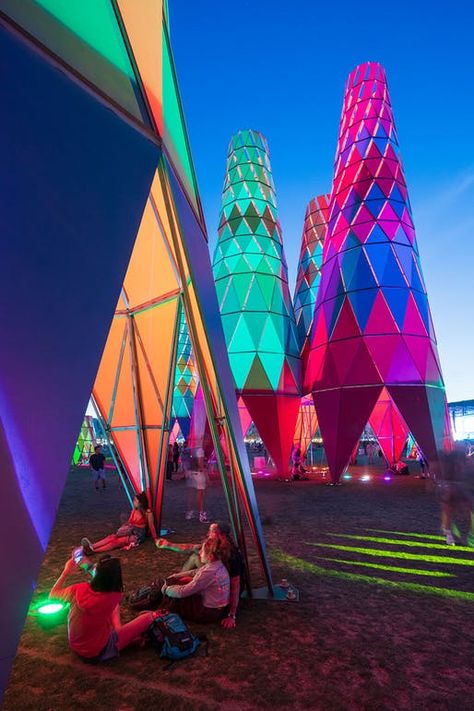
[169,0,474,402]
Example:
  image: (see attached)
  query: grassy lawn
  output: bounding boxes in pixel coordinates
[4,465,474,710]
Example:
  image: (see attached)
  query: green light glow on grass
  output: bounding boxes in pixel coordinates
[304,542,474,566]
[331,534,474,553]
[272,550,474,602]
[312,556,455,577]
[366,529,448,541]
[37,602,65,615]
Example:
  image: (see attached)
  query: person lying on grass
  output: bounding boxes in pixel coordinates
[50,554,160,662]
[155,521,243,629]
[159,537,230,624]
[81,492,158,555]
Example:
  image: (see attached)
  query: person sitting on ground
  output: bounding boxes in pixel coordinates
[81,492,158,555]
[50,554,160,662]
[291,448,309,481]
[160,537,230,623]
[156,521,243,629]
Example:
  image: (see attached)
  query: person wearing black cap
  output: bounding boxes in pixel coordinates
[156,521,243,629]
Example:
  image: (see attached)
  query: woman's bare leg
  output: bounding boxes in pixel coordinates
[91,535,129,552]
[116,611,156,650]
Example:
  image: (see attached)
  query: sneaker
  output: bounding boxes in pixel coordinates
[199,511,210,523]
[445,531,455,546]
[81,537,95,555]
[185,510,194,520]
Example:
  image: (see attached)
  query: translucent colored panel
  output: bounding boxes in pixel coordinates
[110,323,134,427]
[93,317,127,421]
[162,25,199,214]
[229,352,254,390]
[2,0,148,122]
[116,0,163,134]
[123,197,179,309]
[134,299,178,423]
[144,428,161,487]
[113,430,141,492]
[258,352,284,391]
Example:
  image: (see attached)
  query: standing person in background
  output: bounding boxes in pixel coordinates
[435,447,474,546]
[89,444,106,492]
[166,444,174,480]
[173,441,180,474]
[184,456,209,522]
[417,450,428,479]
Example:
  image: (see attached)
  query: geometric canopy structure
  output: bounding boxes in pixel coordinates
[0,2,272,696]
[90,9,271,587]
[72,416,96,466]
[213,129,301,472]
[293,396,319,458]
[171,309,199,440]
[305,61,450,483]
[294,194,330,355]
[368,388,409,464]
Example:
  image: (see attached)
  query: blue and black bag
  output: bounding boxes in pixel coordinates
[147,612,207,665]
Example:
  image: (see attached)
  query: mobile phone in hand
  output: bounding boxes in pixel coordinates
[72,547,84,565]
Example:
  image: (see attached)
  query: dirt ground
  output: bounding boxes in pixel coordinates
[4,464,474,711]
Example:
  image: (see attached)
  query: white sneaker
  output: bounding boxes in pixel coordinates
[445,531,455,546]
[199,511,210,523]
[185,510,194,520]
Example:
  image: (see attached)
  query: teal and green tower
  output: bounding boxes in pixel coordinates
[171,309,198,440]
[212,129,301,472]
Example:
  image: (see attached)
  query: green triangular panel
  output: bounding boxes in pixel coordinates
[229,352,255,390]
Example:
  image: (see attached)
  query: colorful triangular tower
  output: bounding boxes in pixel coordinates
[171,308,198,440]
[213,130,301,472]
[305,62,450,483]
[294,194,330,353]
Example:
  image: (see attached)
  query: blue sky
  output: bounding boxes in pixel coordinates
[170,0,474,402]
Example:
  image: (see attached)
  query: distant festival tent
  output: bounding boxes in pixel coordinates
[0,2,272,698]
[305,62,451,484]
[212,129,301,473]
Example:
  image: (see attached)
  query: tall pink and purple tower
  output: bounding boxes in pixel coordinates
[305,62,450,483]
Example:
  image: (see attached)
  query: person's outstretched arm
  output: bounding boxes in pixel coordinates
[155,538,200,553]
[50,558,78,600]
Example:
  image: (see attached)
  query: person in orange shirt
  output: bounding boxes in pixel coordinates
[80,492,158,554]
[50,555,160,662]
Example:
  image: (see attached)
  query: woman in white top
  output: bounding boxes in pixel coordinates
[161,538,230,623]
